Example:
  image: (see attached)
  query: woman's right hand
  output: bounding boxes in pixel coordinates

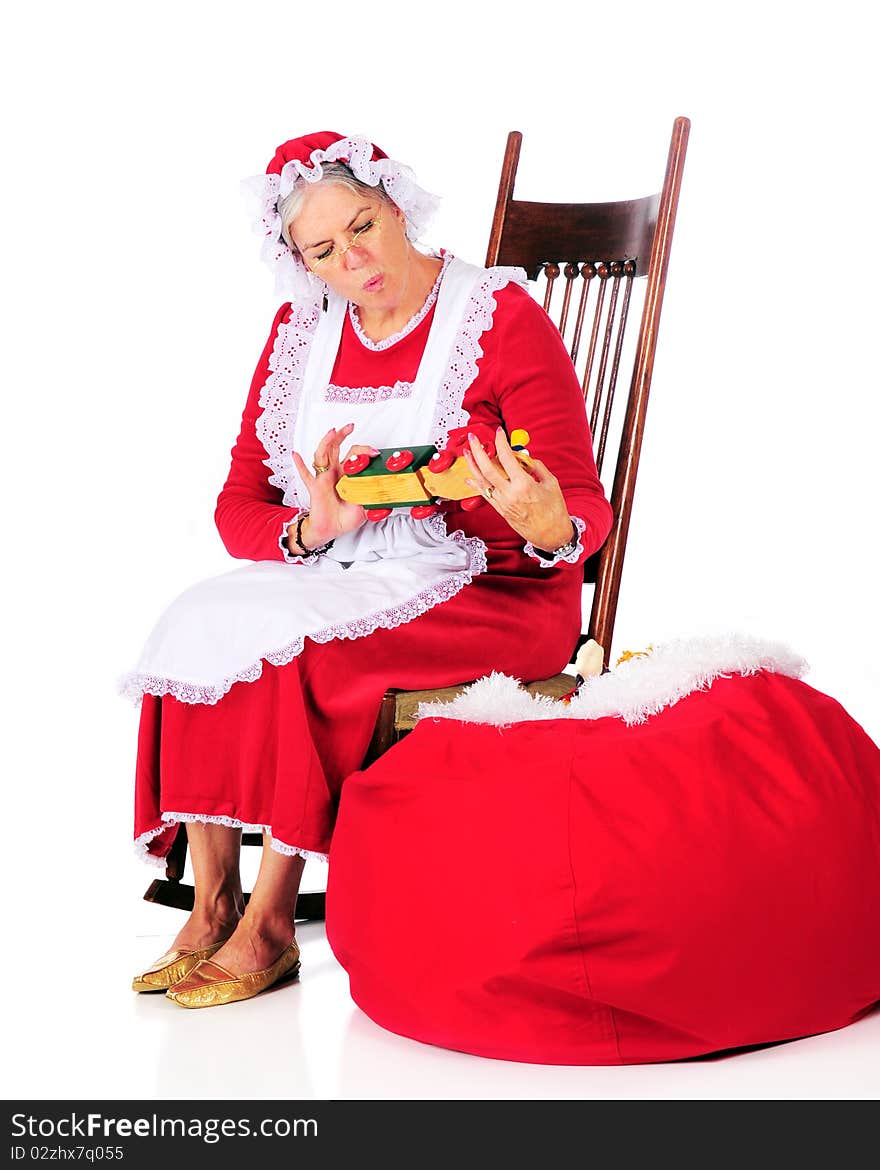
[290,424,370,550]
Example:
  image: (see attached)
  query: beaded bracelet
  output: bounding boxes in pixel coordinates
[286,512,334,559]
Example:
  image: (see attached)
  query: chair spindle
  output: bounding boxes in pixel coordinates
[595,260,636,475]
[542,262,560,313]
[570,262,595,367]
[558,262,579,337]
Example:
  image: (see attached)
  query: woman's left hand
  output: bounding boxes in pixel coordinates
[463,427,575,553]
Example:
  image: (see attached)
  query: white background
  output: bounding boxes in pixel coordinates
[3,0,878,1100]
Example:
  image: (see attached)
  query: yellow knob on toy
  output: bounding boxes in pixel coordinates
[510,428,530,448]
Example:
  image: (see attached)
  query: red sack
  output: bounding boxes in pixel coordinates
[327,670,880,1064]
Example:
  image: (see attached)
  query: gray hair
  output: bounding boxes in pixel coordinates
[278,162,395,251]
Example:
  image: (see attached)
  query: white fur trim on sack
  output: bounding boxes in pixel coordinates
[241,134,441,301]
[417,634,809,728]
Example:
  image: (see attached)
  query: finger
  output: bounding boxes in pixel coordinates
[463,477,503,509]
[325,423,356,462]
[467,433,502,486]
[291,450,314,483]
[494,428,529,480]
[463,450,496,495]
[527,457,556,484]
[311,431,334,466]
[314,424,350,458]
[341,443,381,464]
[463,447,506,504]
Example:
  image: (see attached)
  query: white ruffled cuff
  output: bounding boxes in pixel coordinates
[279,513,320,565]
[523,516,587,568]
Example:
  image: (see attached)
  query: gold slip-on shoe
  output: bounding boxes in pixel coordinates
[132,942,227,993]
[165,940,301,1009]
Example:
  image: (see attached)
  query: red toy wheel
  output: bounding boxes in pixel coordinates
[460,495,484,511]
[385,449,414,472]
[343,452,371,475]
[410,504,439,519]
[428,449,456,473]
[365,507,393,522]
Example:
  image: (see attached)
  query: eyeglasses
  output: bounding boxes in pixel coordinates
[305,212,383,271]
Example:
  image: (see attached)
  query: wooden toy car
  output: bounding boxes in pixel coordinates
[336,428,532,521]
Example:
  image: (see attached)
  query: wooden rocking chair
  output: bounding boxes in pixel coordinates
[144,117,691,920]
[366,116,691,755]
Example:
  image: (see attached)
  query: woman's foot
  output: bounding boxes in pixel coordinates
[203,909,295,977]
[132,940,228,992]
[169,891,244,953]
[163,838,304,1004]
[165,938,301,1009]
[132,894,244,992]
[165,910,299,1008]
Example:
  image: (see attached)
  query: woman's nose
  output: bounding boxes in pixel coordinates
[341,243,367,270]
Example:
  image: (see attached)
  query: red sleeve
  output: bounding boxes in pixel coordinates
[463,282,613,568]
[214,302,306,561]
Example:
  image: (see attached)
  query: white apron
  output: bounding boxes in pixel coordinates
[120,258,526,706]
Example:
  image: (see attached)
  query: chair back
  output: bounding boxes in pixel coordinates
[485,118,690,664]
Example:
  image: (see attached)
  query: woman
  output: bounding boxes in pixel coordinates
[125,131,613,1008]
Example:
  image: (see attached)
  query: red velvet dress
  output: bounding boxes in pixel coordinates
[133,280,613,864]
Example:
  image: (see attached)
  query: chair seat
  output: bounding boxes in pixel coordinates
[392,672,575,732]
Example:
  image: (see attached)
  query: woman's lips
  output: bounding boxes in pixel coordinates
[363,274,384,292]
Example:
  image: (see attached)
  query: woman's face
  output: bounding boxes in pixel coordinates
[289,182,412,310]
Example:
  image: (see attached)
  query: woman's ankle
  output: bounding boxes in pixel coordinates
[173,895,243,947]
[192,887,245,924]
[238,904,296,947]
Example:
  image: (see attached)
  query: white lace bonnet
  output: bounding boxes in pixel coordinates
[240,130,440,302]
